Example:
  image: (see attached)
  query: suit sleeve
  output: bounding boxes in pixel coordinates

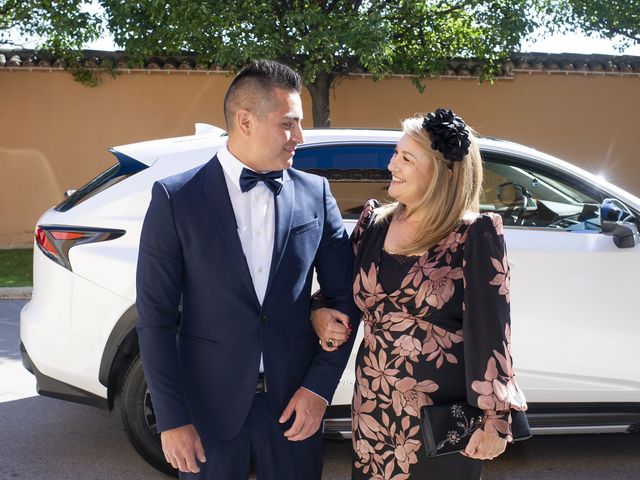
[301,177,361,403]
[136,181,192,432]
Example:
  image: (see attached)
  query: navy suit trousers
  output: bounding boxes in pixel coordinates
[179,393,323,480]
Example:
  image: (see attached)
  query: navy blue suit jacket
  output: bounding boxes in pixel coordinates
[136,155,358,441]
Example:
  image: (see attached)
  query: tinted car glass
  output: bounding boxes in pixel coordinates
[55,152,147,212]
[481,157,603,231]
[294,144,394,218]
[294,143,621,231]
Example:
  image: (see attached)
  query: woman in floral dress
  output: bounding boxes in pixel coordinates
[312,109,527,479]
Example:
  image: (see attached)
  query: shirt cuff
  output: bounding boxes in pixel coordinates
[301,386,329,405]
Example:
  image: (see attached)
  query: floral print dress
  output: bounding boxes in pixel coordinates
[350,200,527,480]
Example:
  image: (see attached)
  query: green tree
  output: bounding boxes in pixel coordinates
[0,0,101,52]
[556,0,639,47]
[101,0,544,127]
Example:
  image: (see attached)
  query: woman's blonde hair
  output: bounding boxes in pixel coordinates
[376,114,483,255]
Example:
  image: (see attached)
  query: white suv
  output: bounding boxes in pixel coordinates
[20,125,640,474]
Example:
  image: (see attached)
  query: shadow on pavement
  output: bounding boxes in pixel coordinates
[0,395,168,480]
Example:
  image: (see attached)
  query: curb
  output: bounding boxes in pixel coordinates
[0,287,32,300]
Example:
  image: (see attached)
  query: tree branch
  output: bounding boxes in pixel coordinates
[432,0,473,17]
[269,0,284,18]
[605,26,640,43]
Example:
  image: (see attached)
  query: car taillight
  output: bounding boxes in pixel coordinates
[35,226,125,271]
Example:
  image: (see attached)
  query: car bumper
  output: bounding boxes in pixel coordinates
[20,342,107,409]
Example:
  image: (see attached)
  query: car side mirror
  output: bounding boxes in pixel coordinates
[64,189,76,198]
[601,198,639,248]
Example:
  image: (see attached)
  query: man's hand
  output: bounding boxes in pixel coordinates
[279,388,327,441]
[311,307,351,352]
[462,426,507,460]
[160,423,206,473]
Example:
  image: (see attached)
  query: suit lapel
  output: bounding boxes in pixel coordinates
[266,169,294,297]
[203,156,260,306]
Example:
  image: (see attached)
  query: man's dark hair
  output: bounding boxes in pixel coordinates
[224,60,302,131]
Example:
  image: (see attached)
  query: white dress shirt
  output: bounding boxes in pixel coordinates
[217,145,274,374]
[216,145,328,404]
[217,144,275,305]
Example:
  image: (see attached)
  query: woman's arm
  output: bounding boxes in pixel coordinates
[461,214,528,459]
[310,199,379,351]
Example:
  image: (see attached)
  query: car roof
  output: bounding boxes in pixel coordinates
[111,124,640,209]
[111,127,402,166]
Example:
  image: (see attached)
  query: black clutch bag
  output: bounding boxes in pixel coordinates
[421,402,531,457]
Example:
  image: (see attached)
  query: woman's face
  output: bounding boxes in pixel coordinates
[387,133,434,210]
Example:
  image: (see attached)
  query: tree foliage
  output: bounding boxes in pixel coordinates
[0,0,101,52]
[99,0,545,126]
[0,0,108,84]
[556,0,639,46]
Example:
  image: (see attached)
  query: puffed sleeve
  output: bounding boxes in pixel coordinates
[462,213,527,442]
[351,199,380,256]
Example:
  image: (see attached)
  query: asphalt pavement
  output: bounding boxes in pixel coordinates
[2,299,639,479]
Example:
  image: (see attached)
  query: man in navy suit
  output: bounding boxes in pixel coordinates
[136,60,357,479]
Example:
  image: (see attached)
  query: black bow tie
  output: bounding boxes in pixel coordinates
[239,168,283,196]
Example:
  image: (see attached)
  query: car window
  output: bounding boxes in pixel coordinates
[481,155,604,231]
[294,144,394,219]
[55,152,147,212]
[294,144,616,232]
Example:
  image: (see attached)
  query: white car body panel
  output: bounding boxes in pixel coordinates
[506,228,640,402]
[22,249,125,397]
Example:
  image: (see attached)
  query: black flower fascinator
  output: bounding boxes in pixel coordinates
[422,108,470,162]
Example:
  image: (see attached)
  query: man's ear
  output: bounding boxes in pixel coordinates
[236,109,252,136]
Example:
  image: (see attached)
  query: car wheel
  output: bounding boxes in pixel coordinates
[120,354,177,477]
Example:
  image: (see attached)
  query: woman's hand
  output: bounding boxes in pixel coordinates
[462,426,507,460]
[311,308,351,352]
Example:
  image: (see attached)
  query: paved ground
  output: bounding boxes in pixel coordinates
[2,299,640,479]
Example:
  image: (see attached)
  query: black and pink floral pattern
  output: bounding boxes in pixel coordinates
[350,200,527,479]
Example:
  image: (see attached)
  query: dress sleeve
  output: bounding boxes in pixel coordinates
[462,213,527,442]
[311,199,379,310]
[351,199,380,256]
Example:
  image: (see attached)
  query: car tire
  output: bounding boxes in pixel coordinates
[120,354,177,477]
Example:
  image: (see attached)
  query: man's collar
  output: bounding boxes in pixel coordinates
[217,144,291,190]
[217,144,253,192]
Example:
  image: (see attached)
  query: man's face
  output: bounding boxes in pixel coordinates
[247,88,304,172]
